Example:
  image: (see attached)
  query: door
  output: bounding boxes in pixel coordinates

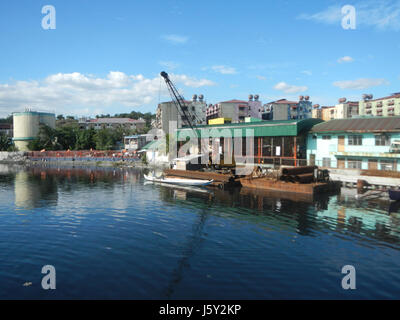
[338,136,345,152]
[338,159,345,169]
[368,159,378,170]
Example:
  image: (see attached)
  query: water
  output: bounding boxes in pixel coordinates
[0,164,400,299]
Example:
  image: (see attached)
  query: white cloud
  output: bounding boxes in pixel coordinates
[0,71,216,117]
[273,82,308,94]
[209,65,237,75]
[170,74,216,87]
[256,75,267,80]
[161,34,188,44]
[298,5,342,24]
[298,1,400,31]
[159,61,180,70]
[333,78,389,90]
[301,70,312,76]
[338,56,354,63]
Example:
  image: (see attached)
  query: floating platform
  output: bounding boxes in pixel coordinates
[240,176,341,196]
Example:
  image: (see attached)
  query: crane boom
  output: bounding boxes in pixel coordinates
[160,71,197,132]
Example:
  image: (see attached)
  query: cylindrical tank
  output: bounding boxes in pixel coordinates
[192,94,197,102]
[13,111,56,151]
[299,95,304,101]
[304,95,310,101]
[338,97,347,103]
[248,94,254,101]
[254,94,259,101]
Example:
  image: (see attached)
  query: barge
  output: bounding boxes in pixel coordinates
[240,165,340,196]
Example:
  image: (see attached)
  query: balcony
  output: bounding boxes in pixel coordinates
[331,151,400,158]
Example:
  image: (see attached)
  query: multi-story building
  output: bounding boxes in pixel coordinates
[307,117,400,171]
[335,100,359,119]
[262,96,312,121]
[79,117,146,131]
[206,95,262,124]
[155,94,207,135]
[312,99,359,121]
[359,93,400,117]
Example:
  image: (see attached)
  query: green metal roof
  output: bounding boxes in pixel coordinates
[13,111,55,117]
[177,118,322,139]
[141,139,164,151]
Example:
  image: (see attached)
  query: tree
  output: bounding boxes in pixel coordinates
[94,128,115,150]
[0,134,12,151]
[56,126,77,150]
[27,124,61,151]
[75,128,96,150]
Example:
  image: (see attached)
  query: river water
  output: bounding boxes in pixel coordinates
[0,164,399,299]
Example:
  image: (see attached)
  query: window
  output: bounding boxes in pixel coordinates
[348,135,362,146]
[347,158,362,169]
[375,134,391,146]
[322,135,331,140]
[322,157,331,167]
[380,160,396,171]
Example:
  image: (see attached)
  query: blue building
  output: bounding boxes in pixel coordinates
[307,117,400,171]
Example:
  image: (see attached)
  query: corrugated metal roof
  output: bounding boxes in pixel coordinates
[141,140,160,150]
[311,117,400,133]
[177,118,322,139]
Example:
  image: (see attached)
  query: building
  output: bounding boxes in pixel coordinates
[335,100,359,119]
[79,117,146,131]
[359,93,400,117]
[206,95,262,124]
[0,123,13,137]
[13,110,56,151]
[262,96,312,121]
[155,95,207,135]
[176,118,322,167]
[312,99,359,121]
[123,134,153,151]
[307,117,400,171]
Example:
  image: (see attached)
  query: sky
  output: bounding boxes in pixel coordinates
[0,0,399,118]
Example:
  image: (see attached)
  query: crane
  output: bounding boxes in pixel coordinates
[160,71,206,155]
[160,71,236,171]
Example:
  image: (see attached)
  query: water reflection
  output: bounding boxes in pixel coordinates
[1,164,400,299]
[4,164,400,244]
[153,179,400,246]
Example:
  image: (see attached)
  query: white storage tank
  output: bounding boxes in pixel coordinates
[13,110,56,151]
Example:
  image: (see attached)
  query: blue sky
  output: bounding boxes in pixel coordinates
[0,0,399,117]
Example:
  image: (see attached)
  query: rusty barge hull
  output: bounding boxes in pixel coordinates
[240,177,340,195]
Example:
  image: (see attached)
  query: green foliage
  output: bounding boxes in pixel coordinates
[75,128,96,150]
[28,125,61,151]
[0,134,14,151]
[93,128,115,150]
[0,116,13,124]
[56,126,78,150]
[141,152,148,165]
[26,109,156,151]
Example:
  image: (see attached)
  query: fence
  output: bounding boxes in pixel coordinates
[27,150,140,162]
